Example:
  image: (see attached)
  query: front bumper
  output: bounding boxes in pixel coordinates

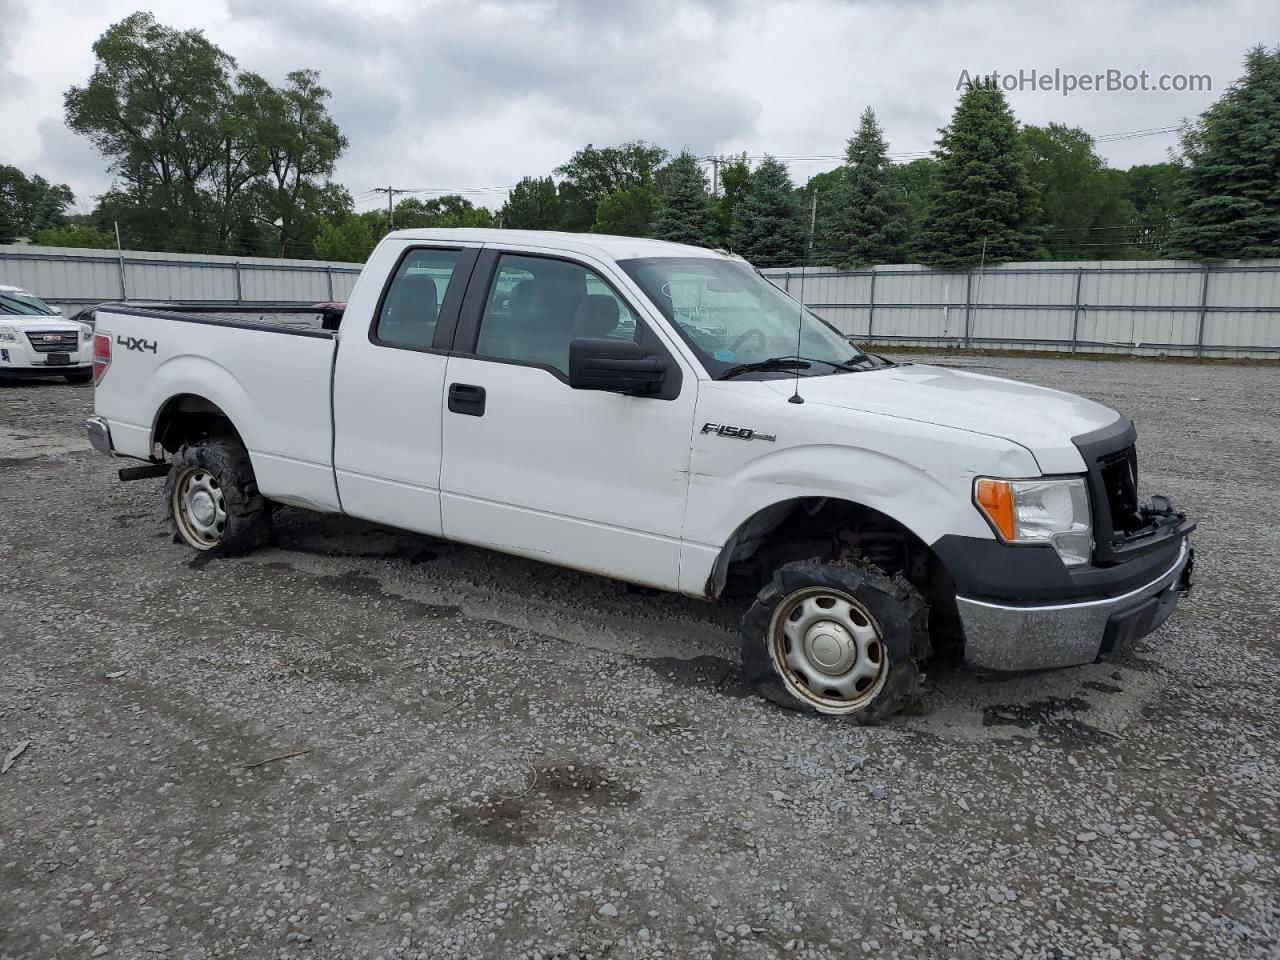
[957,538,1193,671]
[0,341,91,373]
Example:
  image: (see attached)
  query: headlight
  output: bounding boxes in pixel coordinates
[80,324,93,342]
[975,477,1092,566]
[0,325,16,343]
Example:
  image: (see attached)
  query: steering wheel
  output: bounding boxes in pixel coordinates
[729,328,768,354]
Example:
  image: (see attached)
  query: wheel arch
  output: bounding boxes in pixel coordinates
[152,392,247,455]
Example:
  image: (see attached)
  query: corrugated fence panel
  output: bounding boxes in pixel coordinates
[2,247,1276,358]
[763,259,1280,359]
[0,245,365,313]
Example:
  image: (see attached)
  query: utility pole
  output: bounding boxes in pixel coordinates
[709,156,722,197]
[370,186,409,228]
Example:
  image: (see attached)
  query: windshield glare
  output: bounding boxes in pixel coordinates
[619,257,862,377]
[0,290,59,316]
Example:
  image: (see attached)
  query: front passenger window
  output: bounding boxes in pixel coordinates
[375,249,463,349]
[476,254,639,376]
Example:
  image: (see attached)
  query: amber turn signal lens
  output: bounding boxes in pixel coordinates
[976,478,1016,540]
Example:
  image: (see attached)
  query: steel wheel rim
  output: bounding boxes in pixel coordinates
[767,586,889,713]
[173,467,226,550]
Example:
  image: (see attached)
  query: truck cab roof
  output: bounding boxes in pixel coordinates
[381,228,737,264]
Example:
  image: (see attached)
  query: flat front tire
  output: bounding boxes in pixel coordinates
[741,560,928,722]
[165,438,270,553]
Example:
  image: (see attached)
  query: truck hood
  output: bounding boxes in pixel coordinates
[763,362,1121,473]
[0,314,78,330]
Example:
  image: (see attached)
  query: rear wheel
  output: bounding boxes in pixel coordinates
[165,438,270,552]
[741,560,928,722]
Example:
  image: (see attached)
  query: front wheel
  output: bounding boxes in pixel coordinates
[741,560,928,722]
[164,438,270,552]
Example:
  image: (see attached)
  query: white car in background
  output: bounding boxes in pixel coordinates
[0,285,94,383]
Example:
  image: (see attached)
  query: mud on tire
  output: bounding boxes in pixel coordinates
[741,559,929,723]
[164,438,271,553]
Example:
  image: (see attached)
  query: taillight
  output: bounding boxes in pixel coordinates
[92,331,111,385]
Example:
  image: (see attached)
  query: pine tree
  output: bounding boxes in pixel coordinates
[816,108,909,266]
[917,82,1038,267]
[653,151,716,247]
[731,156,806,267]
[1165,45,1280,260]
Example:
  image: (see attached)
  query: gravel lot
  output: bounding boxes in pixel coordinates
[1,353,1277,960]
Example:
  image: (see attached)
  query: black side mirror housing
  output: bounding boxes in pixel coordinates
[569,338,667,396]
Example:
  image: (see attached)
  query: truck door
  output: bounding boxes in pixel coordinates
[439,249,696,591]
[332,242,479,536]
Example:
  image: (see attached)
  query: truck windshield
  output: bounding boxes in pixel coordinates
[0,290,59,316]
[618,257,865,379]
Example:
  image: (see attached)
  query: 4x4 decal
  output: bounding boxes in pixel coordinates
[116,335,158,354]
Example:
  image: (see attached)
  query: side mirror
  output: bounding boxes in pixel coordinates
[569,338,667,396]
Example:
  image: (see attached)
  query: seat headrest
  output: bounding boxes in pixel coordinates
[575,294,620,338]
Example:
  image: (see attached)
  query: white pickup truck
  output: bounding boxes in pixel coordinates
[87,229,1195,721]
[0,284,94,381]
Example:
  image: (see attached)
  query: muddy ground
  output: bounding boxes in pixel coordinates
[1,354,1276,960]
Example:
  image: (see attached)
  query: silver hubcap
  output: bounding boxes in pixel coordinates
[769,587,888,713]
[173,468,227,549]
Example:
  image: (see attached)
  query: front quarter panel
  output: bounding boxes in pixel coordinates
[678,380,1040,595]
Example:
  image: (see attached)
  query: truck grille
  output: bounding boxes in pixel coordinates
[25,330,80,353]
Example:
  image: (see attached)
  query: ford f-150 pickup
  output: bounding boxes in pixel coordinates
[87,229,1195,721]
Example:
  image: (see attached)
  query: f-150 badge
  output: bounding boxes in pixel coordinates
[701,422,776,442]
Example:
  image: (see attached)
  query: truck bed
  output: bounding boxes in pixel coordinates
[93,303,342,513]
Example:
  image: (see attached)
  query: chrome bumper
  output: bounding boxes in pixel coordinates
[86,416,113,456]
[957,539,1192,671]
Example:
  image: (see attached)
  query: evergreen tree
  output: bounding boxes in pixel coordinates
[1165,45,1280,260]
[731,156,806,267]
[917,82,1037,267]
[712,154,751,247]
[653,151,716,247]
[500,176,562,230]
[815,108,909,266]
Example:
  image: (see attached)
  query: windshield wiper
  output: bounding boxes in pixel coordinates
[719,355,863,380]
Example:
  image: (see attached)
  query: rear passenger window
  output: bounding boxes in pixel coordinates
[375,248,464,349]
[476,254,638,376]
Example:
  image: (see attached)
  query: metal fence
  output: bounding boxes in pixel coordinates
[762,259,1280,359]
[0,244,364,311]
[3,245,1278,359]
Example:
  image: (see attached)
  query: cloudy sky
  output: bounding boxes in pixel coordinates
[1,0,1276,214]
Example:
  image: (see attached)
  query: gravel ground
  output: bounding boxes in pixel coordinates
[1,354,1277,960]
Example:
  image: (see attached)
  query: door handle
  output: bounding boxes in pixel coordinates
[448,382,486,416]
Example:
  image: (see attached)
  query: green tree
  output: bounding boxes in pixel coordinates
[393,195,495,229]
[500,176,562,230]
[65,12,235,251]
[653,151,715,246]
[65,12,345,257]
[1022,123,1136,259]
[1118,162,1186,253]
[1165,45,1280,259]
[555,141,666,231]
[731,156,806,267]
[313,212,381,262]
[0,166,76,241]
[887,157,937,257]
[32,225,116,249]
[712,154,751,248]
[242,69,348,257]
[917,81,1038,267]
[816,108,909,266]
[593,185,657,236]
